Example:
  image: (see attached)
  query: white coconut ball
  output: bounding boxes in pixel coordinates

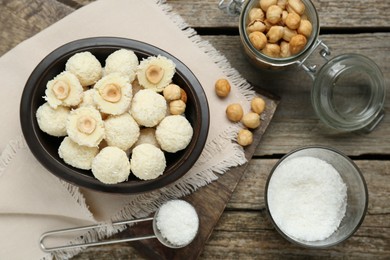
[104,113,140,151]
[78,88,96,108]
[58,137,99,170]
[156,115,193,153]
[44,71,84,109]
[130,89,167,127]
[104,49,139,82]
[130,143,166,180]
[36,102,70,137]
[65,51,103,87]
[132,128,160,149]
[91,146,131,184]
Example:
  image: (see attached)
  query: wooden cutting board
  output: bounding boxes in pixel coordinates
[113,88,279,259]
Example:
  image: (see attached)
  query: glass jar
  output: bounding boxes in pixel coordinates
[218,0,386,132]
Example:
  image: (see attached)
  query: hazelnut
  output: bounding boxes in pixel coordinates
[163,84,181,101]
[281,10,288,24]
[242,112,261,129]
[285,12,301,30]
[280,41,291,57]
[262,43,281,58]
[180,88,187,103]
[266,26,284,43]
[100,84,121,103]
[226,103,244,122]
[237,129,253,147]
[77,115,96,135]
[169,99,186,115]
[287,0,305,15]
[282,27,297,42]
[298,19,313,38]
[289,34,307,55]
[247,19,266,33]
[277,0,288,10]
[266,5,283,24]
[145,64,164,84]
[251,97,266,114]
[249,7,265,21]
[249,31,267,50]
[52,80,70,100]
[260,0,277,12]
[263,19,273,31]
[215,78,231,98]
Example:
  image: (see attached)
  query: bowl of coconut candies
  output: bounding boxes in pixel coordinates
[265,146,368,248]
[20,37,210,193]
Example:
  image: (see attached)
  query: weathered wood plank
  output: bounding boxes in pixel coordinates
[0,0,389,57]
[165,0,390,29]
[0,0,73,55]
[203,33,390,156]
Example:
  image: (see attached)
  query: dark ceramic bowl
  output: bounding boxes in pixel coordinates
[20,37,209,194]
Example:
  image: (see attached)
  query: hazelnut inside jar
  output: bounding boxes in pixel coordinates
[239,0,319,69]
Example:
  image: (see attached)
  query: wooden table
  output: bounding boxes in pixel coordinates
[1,0,389,258]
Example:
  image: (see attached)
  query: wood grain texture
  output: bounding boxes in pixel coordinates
[166,0,390,29]
[0,0,73,55]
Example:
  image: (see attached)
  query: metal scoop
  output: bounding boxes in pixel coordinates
[39,200,198,252]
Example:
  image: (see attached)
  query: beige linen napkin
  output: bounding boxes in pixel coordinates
[0,0,255,259]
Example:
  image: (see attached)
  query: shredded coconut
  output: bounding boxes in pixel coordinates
[36,102,70,137]
[267,156,347,242]
[65,51,103,86]
[156,200,199,246]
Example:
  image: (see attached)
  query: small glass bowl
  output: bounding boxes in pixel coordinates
[264,146,368,248]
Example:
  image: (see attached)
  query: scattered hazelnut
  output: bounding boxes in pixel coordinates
[249,7,265,21]
[226,103,244,122]
[145,64,164,84]
[77,115,96,135]
[262,43,281,58]
[100,84,121,103]
[163,84,181,101]
[298,19,313,38]
[249,31,267,50]
[289,34,307,55]
[247,19,266,33]
[251,97,266,114]
[242,112,261,129]
[260,0,277,12]
[215,78,231,98]
[237,129,253,147]
[169,99,186,115]
[266,26,284,43]
[52,80,70,100]
[285,12,301,30]
[266,5,283,24]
